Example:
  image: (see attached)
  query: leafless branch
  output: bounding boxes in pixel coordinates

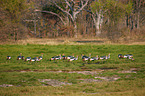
[41,11,66,25]
[53,1,74,21]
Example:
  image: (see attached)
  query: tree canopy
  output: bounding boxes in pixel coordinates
[0,0,144,42]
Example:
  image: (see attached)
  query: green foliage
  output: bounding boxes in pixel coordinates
[125,1,133,14]
[91,0,133,22]
[91,0,105,13]
[0,0,28,21]
[105,0,124,21]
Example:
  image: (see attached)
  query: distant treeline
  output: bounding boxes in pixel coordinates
[0,0,144,42]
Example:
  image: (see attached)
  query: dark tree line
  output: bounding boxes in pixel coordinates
[0,0,145,42]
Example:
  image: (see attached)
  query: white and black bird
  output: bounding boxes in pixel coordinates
[89,55,99,61]
[100,53,110,60]
[123,54,128,58]
[35,57,40,61]
[66,54,75,60]
[17,53,24,60]
[17,56,22,60]
[82,54,91,61]
[25,57,31,61]
[62,54,67,60]
[7,56,11,60]
[99,56,106,60]
[39,53,43,60]
[68,55,78,61]
[105,53,111,60]
[118,54,124,59]
[125,54,134,60]
[54,54,61,60]
[50,56,55,61]
[50,54,61,61]
[30,58,36,62]
[118,54,134,60]
[128,54,133,59]
[30,57,40,62]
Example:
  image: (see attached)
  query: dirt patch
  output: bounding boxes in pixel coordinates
[67,70,103,75]
[95,76,120,81]
[38,77,120,87]
[2,69,104,75]
[118,68,139,73]
[0,84,13,87]
[118,70,137,73]
[38,79,72,87]
[78,79,102,83]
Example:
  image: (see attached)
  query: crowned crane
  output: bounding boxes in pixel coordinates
[127,54,133,59]
[50,56,56,61]
[17,53,24,60]
[62,54,67,60]
[30,57,40,62]
[118,54,124,59]
[89,55,99,61]
[68,55,78,62]
[22,56,25,60]
[25,57,31,61]
[66,54,75,60]
[118,54,134,60]
[35,57,40,61]
[7,56,11,60]
[50,54,61,61]
[54,54,61,60]
[129,54,134,60]
[39,53,43,60]
[107,53,110,59]
[81,54,91,64]
[100,53,110,60]
[125,54,134,60]
[123,54,128,58]
[66,56,73,60]
[82,54,91,61]
[30,58,36,62]
[99,56,106,60]
[105,53,111,60]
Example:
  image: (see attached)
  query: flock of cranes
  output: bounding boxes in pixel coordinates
[6,53,134,62]
[118,54,134,60]
[7,53,43,62]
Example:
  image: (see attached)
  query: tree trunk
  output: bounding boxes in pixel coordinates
[17,31,18,40]
[95,22,101,36]
[34,19,36,37]
[74,21,77,38]
[95,13,101,36]
[14,31,16,41]
[126,15,129,28]
[91,10,103,36]
[137,11,140,29]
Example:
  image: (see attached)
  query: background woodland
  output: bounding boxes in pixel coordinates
[0,0,145,42]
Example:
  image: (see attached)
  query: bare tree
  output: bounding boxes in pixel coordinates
[133,0,144,29]
[89,0,106,36]
[36,0,89,38]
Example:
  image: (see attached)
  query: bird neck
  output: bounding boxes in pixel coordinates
[89,53,91,57]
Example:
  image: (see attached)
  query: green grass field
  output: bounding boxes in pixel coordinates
[0,44,145,96]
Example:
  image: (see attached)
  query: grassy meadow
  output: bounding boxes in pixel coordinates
[0,44,145,96]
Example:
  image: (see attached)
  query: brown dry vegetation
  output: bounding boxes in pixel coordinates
[0,37,144,45]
